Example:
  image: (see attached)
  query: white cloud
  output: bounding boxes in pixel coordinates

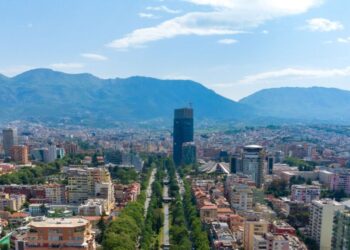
[107,14,240,49]
[50,63,84,70]
[187,0,323,12]
[261,30,269,34]
[185,0,235,8]
[139,13,158,19]
[337,37,350,43]
[146,5,181,14]
[304,18,344,32]
[240,66,350,83]
[108,0,323,49]
[0,65,35,77]
[218,38,237,44]
[81,53,108,61]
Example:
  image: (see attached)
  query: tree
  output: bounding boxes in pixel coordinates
[289,176,305,186]
[110,167,138,184]
[96,216,106,243]
[0,244,9,250]
[103,232,134,250]
[266,179,289,197]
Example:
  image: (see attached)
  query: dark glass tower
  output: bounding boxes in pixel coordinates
[268,156,274,175]
[173,108,194,166]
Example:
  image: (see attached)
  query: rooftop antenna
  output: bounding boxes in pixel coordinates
[189,102,193,109]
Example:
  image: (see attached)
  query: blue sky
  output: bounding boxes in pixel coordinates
[1,0,350,100]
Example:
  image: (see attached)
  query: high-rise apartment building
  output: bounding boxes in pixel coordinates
[173,107,194,166]
[310,199,344,250]
[45,184,66,204]
[332,208,350,250]
[64,142,78,155]
[45,144,57,163]
[330,171,350,195]
[244,218,269,250]
[10,145,29,164]
[291,184,320,203]
[67,167,114,209]
[3,128,18,156]
[67,168,90,204]
[228,183,253,211]
[242,145,265,188]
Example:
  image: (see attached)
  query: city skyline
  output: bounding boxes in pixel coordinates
[1,0,350,100]
[1,1,350,249]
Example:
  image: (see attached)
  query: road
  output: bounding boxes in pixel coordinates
[176,172,185,199]
[163,182,170,248]
[137,168,157,249]
[144,168,157,216]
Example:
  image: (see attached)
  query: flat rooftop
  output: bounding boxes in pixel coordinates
[29,217,89,228]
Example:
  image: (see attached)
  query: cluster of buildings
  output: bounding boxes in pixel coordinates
[0,165,120,249]
[114,182,141,207]
[2,128,29,165]
[1,111,350,249]
[1,127,70,166]
[0,162,145,249]
[191,178,307,250]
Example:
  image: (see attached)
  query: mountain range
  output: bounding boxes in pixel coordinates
[0,68,349,126]
[0,69,252,126]
[240,87,350,124]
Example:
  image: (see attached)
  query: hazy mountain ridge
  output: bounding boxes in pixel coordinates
[0,69,253,126]
[240,87,350,123]
[1,69,349,126]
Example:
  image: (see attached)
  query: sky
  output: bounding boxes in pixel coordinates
[1,0,350,100]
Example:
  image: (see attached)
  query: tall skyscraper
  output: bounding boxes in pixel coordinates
[181,142,196,165]
[173,107,194,166]
[267,156,274,175]
[242,145,265,188]
[2,128,18,156]
[230,156,238,174]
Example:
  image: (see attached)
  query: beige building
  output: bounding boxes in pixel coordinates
[244,218,269,250]
[228,183,253,211]
[67,168,90,204]
[200,203,217,222]
[0,192,26,211]
[67,167,114,211]
[45,184,66,204]
[253,233,289,250]
[310,199,344,250]
[94,182,114,211]
[78,199,107,216]
[26,217,95,250]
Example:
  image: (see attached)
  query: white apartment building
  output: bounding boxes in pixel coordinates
[291,185,320,203]
[310,199,344,250]
[228,183,253,211]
